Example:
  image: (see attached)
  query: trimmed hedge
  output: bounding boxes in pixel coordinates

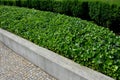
[0,0,120,33]
[0,6,120,79]
[88,1,120,33]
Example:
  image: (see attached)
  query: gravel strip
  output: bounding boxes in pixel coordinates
[0,41,56,80]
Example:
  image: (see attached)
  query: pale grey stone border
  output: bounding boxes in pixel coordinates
[0,29,114,80]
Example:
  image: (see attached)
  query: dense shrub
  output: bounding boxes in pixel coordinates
[0,6,120,79]
[0,0,90,19]
[0,0,16,6]
[88,1,120,33]
[0,0,120,33]
[61,0,89,19]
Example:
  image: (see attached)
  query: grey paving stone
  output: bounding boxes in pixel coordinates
[0,41,56,80]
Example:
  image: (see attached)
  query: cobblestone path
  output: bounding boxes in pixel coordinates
[0,41,56,80]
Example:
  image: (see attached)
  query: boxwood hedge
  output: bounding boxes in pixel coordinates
[0,0,120,34]
[88,1,120,33]
[0,6,120,80]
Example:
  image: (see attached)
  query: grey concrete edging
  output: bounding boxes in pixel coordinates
[0,29,114,80]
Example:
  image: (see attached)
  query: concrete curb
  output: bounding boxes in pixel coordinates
[0,29,114,80]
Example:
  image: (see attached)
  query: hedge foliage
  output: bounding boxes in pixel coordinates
[0,6,120,79]
[0,0,120,33]
[88,1,120,33]
[0,0,90,19]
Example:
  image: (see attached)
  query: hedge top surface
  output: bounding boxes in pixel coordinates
[0,6,120,80]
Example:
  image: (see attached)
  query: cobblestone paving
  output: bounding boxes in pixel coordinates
[0,41,56,80]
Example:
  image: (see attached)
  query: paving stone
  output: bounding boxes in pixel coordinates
[0,41,56,80]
